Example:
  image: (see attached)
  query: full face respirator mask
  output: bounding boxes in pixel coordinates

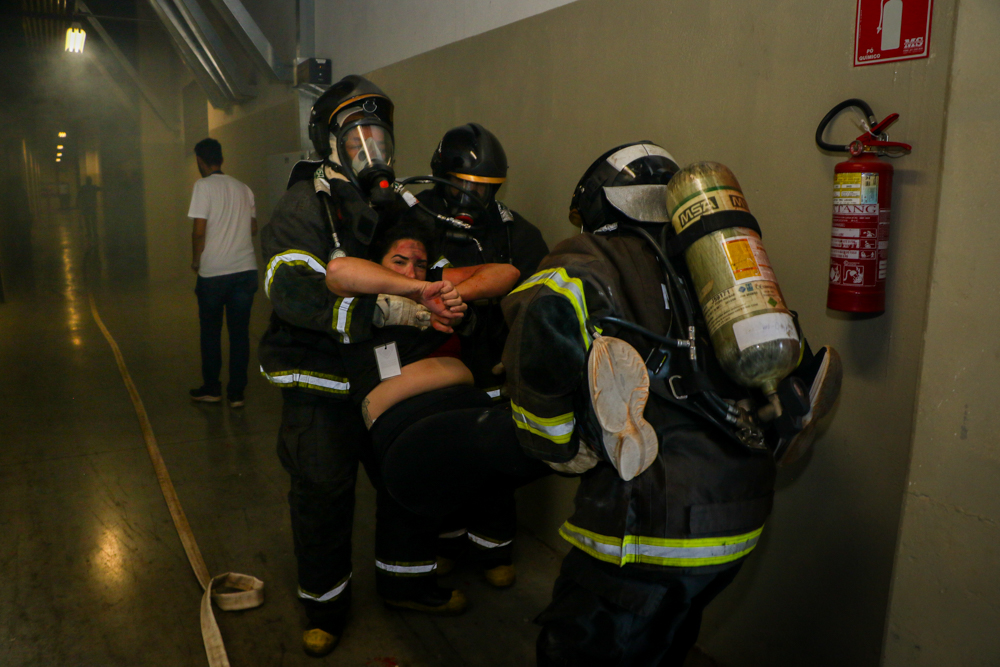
[332,103,397,207]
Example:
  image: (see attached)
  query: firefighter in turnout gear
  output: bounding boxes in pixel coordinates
[258,75,467,659]
[415,123,549,585]
[500,142,841,665]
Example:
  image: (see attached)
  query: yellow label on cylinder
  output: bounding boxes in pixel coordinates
[701,281,788,336]
[670,187,749,233]
[722,238,761,281]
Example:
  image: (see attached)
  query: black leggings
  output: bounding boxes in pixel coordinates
[370,385,551,520]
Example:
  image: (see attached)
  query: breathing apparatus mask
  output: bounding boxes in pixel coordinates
[330,103,397,207]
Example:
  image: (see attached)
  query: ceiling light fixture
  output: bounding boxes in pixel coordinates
[65,23,86,53]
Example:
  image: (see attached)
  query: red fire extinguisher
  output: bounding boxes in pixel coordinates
[815,99,911,314]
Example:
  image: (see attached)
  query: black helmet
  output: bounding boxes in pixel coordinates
[308,75,396,202]
[431,123,507,218]
[570,141,680,234]
[431,123,508,183]
[308,75,394,157]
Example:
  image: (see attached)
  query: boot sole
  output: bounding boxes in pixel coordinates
[588,336,658,481]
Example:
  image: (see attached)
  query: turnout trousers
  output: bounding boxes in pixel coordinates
[536,548,744,667]
[276,389,441,633]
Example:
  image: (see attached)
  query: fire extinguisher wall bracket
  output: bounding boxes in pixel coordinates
[816,99,912,315]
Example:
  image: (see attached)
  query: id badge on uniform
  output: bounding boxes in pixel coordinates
[375,342,402,380]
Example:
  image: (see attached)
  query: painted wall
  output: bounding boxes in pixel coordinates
[137,2,189,283]
[366,0,956,664]
[313,0,580,80]
[883,1,1000,664]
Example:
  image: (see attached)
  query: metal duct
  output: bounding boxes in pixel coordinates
[205,0,292,81]
[144,0,256,108]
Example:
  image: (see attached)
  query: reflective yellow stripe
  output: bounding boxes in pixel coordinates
[265,249,325,298]
[511,268,591,349]
[259,366,349,394]
[559,521,763,568]
[511,401,575,444]
[332,296,356,343]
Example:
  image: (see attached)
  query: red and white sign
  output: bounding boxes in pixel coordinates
[854,0,933,66]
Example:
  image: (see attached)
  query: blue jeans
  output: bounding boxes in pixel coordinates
[195,269,258,396]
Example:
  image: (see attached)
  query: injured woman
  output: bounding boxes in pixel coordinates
[325,215,551,586]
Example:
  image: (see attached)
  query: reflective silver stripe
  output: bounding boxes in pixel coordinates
[486,388,502,399]
[265,250,325,298]
[511,401,575,444]
[468,532,512,549]
[334,297,355,343]
[298,574,351,603]
[431,256,451,270]
[439,529,467,539]
[559,522,763,567]
[605,143,677,171]
[260,366,350,393]
[375,559,437,575]
[511,268,591,349]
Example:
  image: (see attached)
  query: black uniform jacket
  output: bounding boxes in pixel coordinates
[258,164,383,399]
[417,190,548,397]
[501,232,776,573]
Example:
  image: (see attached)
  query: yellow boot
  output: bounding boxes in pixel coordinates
[484,564,516,588]
[302,628,339,657]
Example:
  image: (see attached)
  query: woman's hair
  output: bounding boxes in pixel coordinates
[370,210,438,265]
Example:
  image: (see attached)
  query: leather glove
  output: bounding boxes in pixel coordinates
[373,294,432,330]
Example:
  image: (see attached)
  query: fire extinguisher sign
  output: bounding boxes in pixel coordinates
[854,0,933,66]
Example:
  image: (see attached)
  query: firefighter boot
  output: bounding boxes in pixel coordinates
[775,345,842,465]
[384,586,468,615]
[484,564,516,588]
[588,336,658,481]
[302,628,339,658]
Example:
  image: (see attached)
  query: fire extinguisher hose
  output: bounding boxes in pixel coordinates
[815,99,879,152]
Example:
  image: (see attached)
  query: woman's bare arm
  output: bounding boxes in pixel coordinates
[443,263,520,302]
[326,256,466,318]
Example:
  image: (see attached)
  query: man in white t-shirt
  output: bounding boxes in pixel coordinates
[188,138,259,407]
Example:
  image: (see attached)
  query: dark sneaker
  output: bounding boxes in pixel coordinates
[384,586,467,615]
[228,393,245,408]
[587,335,658,481]
[775,346,842,465]
[302,628,339,657]
[189,386,222,403]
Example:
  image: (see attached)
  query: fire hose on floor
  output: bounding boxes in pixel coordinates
[89,293,264,667]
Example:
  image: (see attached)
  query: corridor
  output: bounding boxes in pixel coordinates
[0,208,565,666]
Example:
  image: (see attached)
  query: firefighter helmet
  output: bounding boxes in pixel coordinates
[431,123,508,216]
[569,141,680,233]
[308,75,394,159]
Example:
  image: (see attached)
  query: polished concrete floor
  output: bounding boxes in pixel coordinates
[0,209,574,666]
[0,208,724,667]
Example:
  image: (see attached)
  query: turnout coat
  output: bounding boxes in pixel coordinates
[501,231,776,574]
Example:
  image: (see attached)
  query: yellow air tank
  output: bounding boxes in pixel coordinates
[666,162,799,396]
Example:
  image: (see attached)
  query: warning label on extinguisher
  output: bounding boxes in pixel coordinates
[830,172,887,288]
[855,0,933,67]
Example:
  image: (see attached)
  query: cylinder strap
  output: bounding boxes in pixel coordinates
[89,294,264,667]
[664,210,762,257]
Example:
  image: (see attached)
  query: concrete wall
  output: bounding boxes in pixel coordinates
[366,1,956,664]
[883,1,1000,664]
[313,0,580,80]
